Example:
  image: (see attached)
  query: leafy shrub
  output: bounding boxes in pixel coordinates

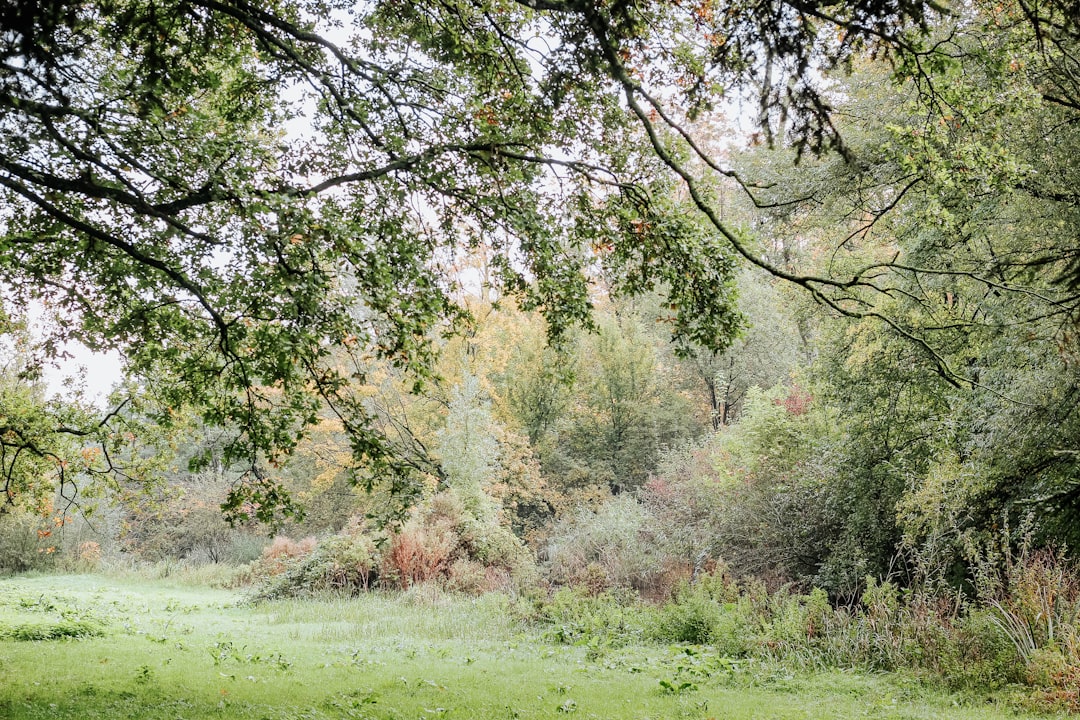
[650,577,757,654]
[543,494,658,592]
[949,608,1023,687]
[525,587,647,647]
[0,618,104,641]
[651,591,724,646]
[765,587,831,647]
[254,530,378,599]
[446,558,488,594]
[0,510,59,573]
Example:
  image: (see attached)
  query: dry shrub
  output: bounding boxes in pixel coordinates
[444,558,515,594]
[639,558,693,603]
[446,558,488,594]
[382,490,535,593]
[259,535,317,576]
[382,522,457,589]
[543,494,656,592]
[77,541,102,569]
[572,562,613,596]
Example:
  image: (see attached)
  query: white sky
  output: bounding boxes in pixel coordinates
[42,344,124,408]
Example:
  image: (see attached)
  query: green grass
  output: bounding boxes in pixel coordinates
[0,574,1064,719]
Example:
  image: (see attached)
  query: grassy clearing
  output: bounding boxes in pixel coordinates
[0,574,1062,720]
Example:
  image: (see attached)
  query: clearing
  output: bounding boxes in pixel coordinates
[0,574,1059,719]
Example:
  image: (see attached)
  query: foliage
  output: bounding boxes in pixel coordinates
[543,493,660,593]
[254,527,378,599]
[523,586,648,648]
[437,371,500,521]
[2,0,800,516]
[968,540,1080,690]
[680,271,803,428]
[255,487,535,597]
[733,1,1080,578]
[0,508,61,573]
[0,0,995,526]
[0,617,104,641]
[650,579,757,652]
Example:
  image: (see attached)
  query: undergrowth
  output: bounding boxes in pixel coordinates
[520,549,1080,710]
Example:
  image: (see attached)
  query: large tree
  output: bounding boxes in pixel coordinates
[0,0,967,517]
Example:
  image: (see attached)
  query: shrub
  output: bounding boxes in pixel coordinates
[382,491,536,592]
[382,522,456,589]
[0,618,105,641]
[518,586,648,648]
[970,544,1080,691]
[765,587,831,647]
[651,590,723,646]
[254,531,378,599]
[543,494,658,592]
[76,541,102,570]
[446,558,488,594]
[258,535,318,576]
[650,577,758,654]
[0,510,58,573]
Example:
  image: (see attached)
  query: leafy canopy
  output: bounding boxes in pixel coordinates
[0,0,950,518]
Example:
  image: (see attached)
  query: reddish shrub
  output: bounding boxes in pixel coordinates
[381,524,456,589]
[259,535,317,575]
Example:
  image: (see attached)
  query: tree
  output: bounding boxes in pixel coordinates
[727,0,1080,579]
[0,0,989,516]
[682,271,803,428]
[437,371,499,520]
[565,312,700,493]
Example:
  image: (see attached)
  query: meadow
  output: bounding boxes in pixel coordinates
[0,573,1063,720]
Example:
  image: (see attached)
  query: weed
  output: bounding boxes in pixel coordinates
[1,618,104,641]
[658,679,697,694]
[134,665,153,684]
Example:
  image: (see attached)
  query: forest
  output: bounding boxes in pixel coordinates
[4,0,1080,716]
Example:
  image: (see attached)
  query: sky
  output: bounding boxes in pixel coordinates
[42,344,124,408]
[16,302,125,408]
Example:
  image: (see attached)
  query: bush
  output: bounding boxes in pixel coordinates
[382,521,456,589]
[650,577,758,655]
[970,544,1080,692]
[543,494,658,592]
[256,535,318,576]
[651,590,724,646]
[0,510,58,573]
[525,586,648,647]
[0,618,105,641]
[254,530,378,599]
[382,491,536,592]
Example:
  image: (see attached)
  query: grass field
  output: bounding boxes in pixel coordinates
[0,574,1063,719]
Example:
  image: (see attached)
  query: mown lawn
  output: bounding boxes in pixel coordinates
[0,574,1062,719]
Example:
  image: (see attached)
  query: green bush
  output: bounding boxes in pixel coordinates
[651,591,723,646]
[765,587,831,647]
[254,531,379,599]
[0,510,58,573]
[650,578,758,655]
[0,618,105,641]
[953,609,1027,687]
[527,587,648,647]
